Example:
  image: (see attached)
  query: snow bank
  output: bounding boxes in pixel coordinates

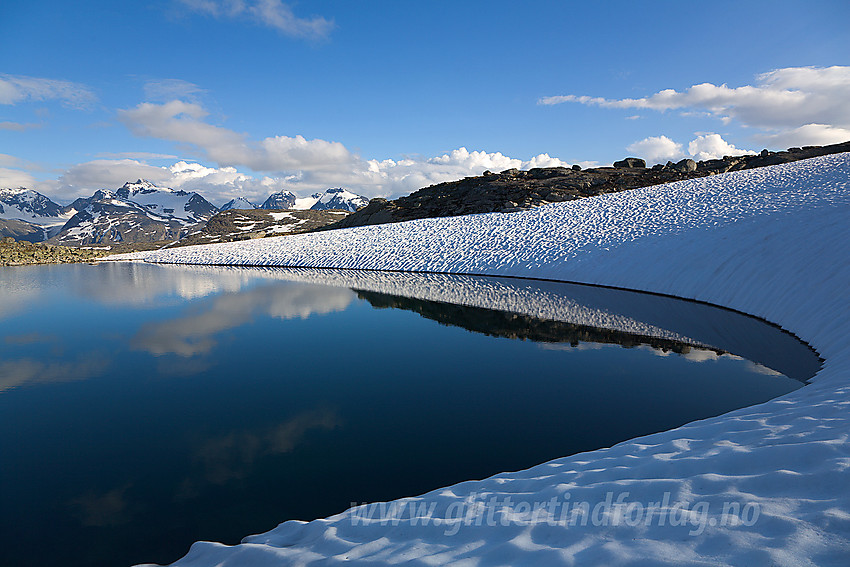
[126,153,850,566]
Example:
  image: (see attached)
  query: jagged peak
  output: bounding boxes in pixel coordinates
[0,186,35,197]
[119,179,171,193]
[123,179,158,188]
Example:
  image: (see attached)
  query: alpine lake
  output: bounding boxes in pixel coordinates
[0,262,820,567]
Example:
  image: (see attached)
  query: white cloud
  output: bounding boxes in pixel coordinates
[95,151,179,160]
[0,167,36,189]
[32,143,578,205]
[539,66,850,128]
[119,100,355,172]
[626,136,684,164]
[687,134,756,161]
[168,161,289,204]
[626,133,755,165]
[143,79,204,102]
[35,158,289,205]
[540,66,850,148]
[757,124,850,148]
[53,159,173,197]
[178,0,333,40]
[0,74,96,108]
[350,148,570,197]
[118,99,578,199]
[526,153,571,169]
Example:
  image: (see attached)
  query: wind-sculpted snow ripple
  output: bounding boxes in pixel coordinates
[125,153,850,566]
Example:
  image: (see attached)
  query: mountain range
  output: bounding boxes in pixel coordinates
[221,188,369,213]
[0,182,369,246]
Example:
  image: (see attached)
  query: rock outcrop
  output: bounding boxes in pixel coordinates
[0,236,108,266]
[171,208,351,247]
[323,141,850,231]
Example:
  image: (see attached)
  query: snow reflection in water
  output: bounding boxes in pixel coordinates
[0,263,818,567]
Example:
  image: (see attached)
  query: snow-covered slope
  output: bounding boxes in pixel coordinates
[291,187,369,212]
[220,197,258,211]
[0,187,75,240]
[115,180,218,223]
[119,153,850,566]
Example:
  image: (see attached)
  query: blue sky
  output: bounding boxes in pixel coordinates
[1,0,849,205]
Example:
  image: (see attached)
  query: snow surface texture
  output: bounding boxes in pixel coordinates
[123,153,850,566]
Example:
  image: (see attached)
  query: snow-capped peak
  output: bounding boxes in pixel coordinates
[0,187,30,198]
[261,191,297,210]
[221,197,259,211]
[0,187,72,238]
[117,179,179,198]
[295,187,369,212]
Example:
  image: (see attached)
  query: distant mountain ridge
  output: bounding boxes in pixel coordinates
[221,197,259,211]
[260,191,297,210]
[0,181,369,246]
[50,182,220,246]
[0,187,77,241]
[257,188,368,212]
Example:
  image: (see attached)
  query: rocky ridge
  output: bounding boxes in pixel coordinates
[324,141,850,230]
[171,208,350,247]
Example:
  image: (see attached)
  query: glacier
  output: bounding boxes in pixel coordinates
[117,153,850,566]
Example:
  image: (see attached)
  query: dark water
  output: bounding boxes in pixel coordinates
[0,263,819,567]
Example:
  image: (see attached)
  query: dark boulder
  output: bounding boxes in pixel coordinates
[613,157,646,169]
[676,159,697,172]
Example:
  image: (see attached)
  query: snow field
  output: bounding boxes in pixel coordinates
[122,153,850,566]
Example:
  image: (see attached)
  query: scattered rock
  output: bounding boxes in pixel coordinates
[0,237,109,266]
[669,158,697,172]
[170,208,351,248]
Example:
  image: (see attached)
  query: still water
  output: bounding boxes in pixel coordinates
[0,263,819,567]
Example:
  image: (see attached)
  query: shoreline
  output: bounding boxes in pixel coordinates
[123,153,850,565]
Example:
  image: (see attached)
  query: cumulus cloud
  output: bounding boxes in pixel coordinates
[626,136,684,164]
[36,144,577,204]
[37,158,289,204]
[116,99,577,199]
[687,133,756,161]
[0,74,96,108]
[626,133,755,165]
[168,161,290,204]
[342,148,570,197]
[757,124,850,148]
[540,66,850,147]
[178,0,333,40]
[119,100,355,172]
